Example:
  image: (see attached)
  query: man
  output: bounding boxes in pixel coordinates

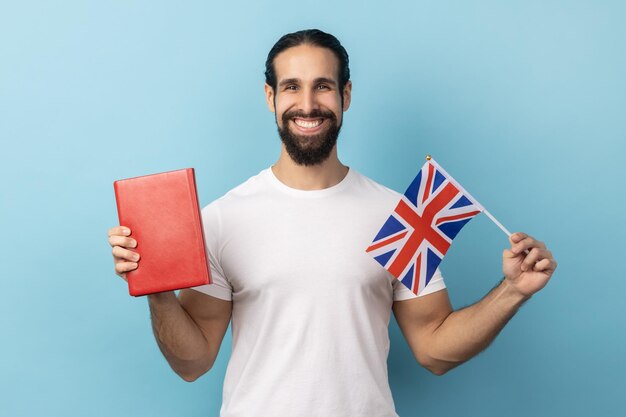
[108,29,557,417]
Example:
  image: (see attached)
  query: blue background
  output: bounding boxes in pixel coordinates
[1,1,624,416]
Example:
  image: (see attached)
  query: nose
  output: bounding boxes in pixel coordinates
[298,88,318,115]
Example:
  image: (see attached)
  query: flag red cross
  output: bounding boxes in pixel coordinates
[387,182,459,278]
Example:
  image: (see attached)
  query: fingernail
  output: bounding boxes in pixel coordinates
[122,228,130,235]
[133,254,140,261]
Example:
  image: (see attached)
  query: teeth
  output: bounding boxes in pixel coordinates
[294,119,322,129]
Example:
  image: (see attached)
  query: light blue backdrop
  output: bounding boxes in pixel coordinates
[1,1,624,416]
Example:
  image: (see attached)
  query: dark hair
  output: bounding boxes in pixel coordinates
[265,29,350,93]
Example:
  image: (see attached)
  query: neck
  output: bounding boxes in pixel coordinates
[271,146,349,190]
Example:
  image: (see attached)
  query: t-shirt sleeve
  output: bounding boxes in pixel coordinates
[190,203,233,301]
[392,267,447,301]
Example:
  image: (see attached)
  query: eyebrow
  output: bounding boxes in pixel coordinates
[278,77,338,87]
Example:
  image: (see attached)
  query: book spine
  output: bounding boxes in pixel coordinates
[187,168,212,285]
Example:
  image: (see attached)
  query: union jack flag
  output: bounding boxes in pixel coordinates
[366,158,484,296]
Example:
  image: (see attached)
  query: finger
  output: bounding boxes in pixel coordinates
[108,235,137,249]
[533,257,557,272]
[108,226,131,237]
[521,248,547,272]
[509,232,527,244]
[112,246,140,262]
[502,248,519,259]
[115,261,138,276]
[511,236,533,254]
[512,236,545,254]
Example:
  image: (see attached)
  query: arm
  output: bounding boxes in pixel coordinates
[393,278,527,375]
[392,232,557,376]
[148,290,232,382]
[108,226,232,382]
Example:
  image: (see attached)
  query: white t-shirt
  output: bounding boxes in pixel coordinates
[192,167,446,417]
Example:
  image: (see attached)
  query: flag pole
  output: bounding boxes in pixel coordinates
[426,155,512,238]
[482,209,512,237]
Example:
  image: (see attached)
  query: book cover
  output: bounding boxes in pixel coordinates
[113,168,211,296]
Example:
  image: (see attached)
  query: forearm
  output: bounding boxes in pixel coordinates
[427,278,530,373]
[147,292,213,381]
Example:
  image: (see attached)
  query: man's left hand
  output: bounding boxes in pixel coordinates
[502,232,557,298]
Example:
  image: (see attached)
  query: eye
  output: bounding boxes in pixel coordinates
[317,84,330,90]
[285,84,298,91]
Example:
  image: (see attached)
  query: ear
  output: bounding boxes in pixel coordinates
[264,83,276,113]
[342,80,352,112]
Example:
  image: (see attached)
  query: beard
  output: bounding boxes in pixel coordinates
[276,108,342,166]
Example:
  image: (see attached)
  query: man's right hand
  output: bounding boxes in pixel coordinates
[108,226,140,282]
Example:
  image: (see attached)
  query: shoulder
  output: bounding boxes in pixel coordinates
[218,168,271,202]
[201,168,272,222]
[348,168,402,204]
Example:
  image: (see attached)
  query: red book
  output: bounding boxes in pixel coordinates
[113,168,211,296]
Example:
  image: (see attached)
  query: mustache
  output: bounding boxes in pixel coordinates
[282,109,337,121]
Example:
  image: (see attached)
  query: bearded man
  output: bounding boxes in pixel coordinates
[107,29,557,417]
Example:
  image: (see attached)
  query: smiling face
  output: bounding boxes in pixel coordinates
[265,44,352,166]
